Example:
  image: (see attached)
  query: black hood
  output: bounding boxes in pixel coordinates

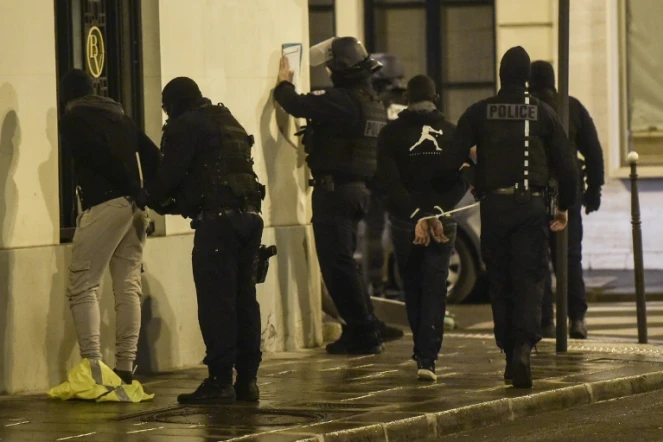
[398,109,445,125]
[162,77,204,118]
[66,95,125,120]
[499,46,531,87]
[530,60,556,93]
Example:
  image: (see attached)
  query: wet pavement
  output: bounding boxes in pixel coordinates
[437,387,663,441]
[2,333,663,441]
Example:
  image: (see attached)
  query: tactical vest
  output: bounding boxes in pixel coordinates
[306,87,387,179]
[169,104,265,215]
[476,95,550,192]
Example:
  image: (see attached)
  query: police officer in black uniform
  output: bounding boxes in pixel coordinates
[139,78,265,404]
[529,61,605,340]
[434,47,578,388]
[273,37,389,354]
[362,54,408,299]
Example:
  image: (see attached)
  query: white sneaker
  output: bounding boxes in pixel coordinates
[417,360,437,382]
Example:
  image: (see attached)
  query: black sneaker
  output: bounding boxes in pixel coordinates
[511,343,533,389]
[417,359,437,382]
[234,379,259,402]
[541,323,556,339]
[326,330,383,355]
[378,322,405,342]
[570,319,588,339]
[177,378,236,404]
[114,369,133,385]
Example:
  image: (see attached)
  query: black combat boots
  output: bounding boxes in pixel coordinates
[326,326,384,355]
[234,378,260,402]
[177,378,236,404]
[569,318,588,339]
[511,343,533,389]
[503,348,513,386]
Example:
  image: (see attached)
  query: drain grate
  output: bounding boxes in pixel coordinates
[135,407,345,428]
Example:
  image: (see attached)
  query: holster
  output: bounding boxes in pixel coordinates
[256,245,278,284]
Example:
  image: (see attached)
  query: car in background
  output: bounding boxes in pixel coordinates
[357,191,484,304]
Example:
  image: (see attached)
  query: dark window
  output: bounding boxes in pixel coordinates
[308,0,335,90]
[54,0,144,242]
[365,0,496,122]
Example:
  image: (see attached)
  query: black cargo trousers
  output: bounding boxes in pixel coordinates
[480,194,549,352]
[191,209,264,385]
[311,181,380,338]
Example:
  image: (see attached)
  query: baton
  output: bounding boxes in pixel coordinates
[418,202,480,221]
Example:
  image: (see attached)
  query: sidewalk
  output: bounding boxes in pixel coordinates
[3,333,663,441]
[584,269,663,301]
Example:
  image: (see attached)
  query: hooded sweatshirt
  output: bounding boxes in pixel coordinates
[529,61,605,191]
[59,95,161,210]
[375,102,470,222]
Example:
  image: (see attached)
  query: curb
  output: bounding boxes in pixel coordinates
[312,370,663,442]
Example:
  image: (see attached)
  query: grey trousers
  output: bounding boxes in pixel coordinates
[67,197,148,372]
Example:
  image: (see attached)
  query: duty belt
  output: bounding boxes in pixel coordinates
[196,207,259,221]
[308,174,366,191]
[490,186,544,197]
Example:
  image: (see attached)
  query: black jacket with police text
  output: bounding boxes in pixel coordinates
[376,108,470,222]
[438,86,578,211]
[59,96,161,210]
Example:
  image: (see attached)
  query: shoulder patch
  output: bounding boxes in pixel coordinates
[311,90,326,96]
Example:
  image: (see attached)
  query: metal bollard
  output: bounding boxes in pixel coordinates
[556,0,570,353]
[628,151,648,344]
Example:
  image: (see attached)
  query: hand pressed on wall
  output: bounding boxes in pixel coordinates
[278,56,294,84]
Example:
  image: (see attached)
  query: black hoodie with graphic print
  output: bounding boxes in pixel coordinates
[59,96,161,210]
[375,108,470,222]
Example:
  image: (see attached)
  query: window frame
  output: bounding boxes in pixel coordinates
[54,0,146,243]
[616,0,663,176]
[364,0,497,121]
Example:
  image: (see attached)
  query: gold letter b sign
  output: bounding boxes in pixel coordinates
[86,26,105,78]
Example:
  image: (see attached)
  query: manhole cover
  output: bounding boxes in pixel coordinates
[144,407,329,428]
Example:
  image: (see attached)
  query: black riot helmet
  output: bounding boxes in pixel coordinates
[310,37,382,77]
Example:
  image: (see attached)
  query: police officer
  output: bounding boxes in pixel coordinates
[139,78,265,404]
[362,54,408,300]
[376,75,470,381]
[274,37,391,354]
[362,54,407,297]
[434,47,578,388]
[529,61,605,340]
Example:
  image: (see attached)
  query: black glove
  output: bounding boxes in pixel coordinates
[583,186,601,215]
[135,188,148,210]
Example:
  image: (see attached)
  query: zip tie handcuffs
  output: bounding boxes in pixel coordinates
[418,202,480,221]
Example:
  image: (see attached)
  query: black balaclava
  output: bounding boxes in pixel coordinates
[499,46,531,87]
[61,69,94,106]
[162,77,204,119]
[530,60,556,93]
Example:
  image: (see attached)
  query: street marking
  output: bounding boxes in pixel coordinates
[127,427,164,434]
[4,421,29,427]
[347,369,399,381]
[56,433,96,441]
